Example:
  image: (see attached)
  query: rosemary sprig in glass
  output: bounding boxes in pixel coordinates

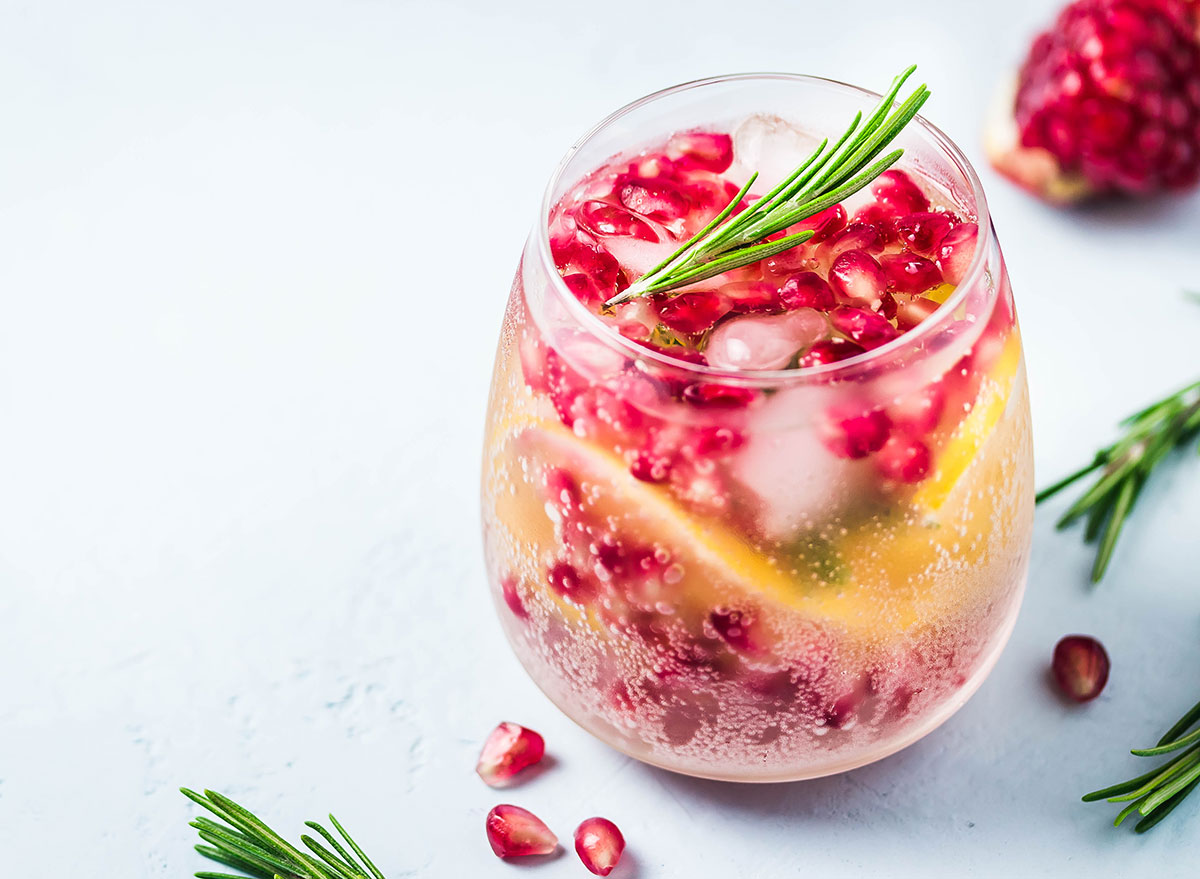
[604,65,931,307]
[1084,698,1200,832]
[1036,378,1200,582]
[181,788,387,879]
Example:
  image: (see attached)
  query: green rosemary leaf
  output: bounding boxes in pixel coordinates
[1113,797,1147,827]
[305,822,371,879]
[1090,475,1138,582]
[194,826,295,876]
[328,814,387,879]
[643,231,814,293]
[301,835,363,879]
[1140,759,1200,814]
[1135,776,1200,833]
[194,843,282,879]
[1134,725,1200,758]
[1159,699,1200,747]
[1035,455,1105,503]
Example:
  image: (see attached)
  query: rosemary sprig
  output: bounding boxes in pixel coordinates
[1084,698,1200,832]
[1036,377,1200,582]
[181,788,387,879]
[604,66,931,307]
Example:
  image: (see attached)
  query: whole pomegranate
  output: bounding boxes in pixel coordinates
[987,0,1200,202]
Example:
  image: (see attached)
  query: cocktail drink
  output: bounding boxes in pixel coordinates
[482,73,1033,781]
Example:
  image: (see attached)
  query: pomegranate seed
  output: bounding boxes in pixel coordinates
[763,244,816,276]
[687,425,745,457]
[871,170,930,213]
[667,131,734,173]
[709,608,764,654]
[778,272,835,311]
[546,561,593,602]
[723,280,779,313]
[829,305,900,349]
[795,337,866,368]
[630,447,672,483]
[895,296,942,331]
[1052,635,1110,702]
[850,204,899,243]
[499,575,529,620]
[485,804,558,858]
[578,200,659,242]
[574,817,626,876]
[824,222,885,259]
[551,237,621,288]
[875,435,932,483]
[829,250,891,313]
[936,222,979,285]
[880,253,943,295]
[888,383,946,435]
[821,406,891,459]
[681,382,758,408]
[795,203,848,242]
[562,272,604,307]
[658,290,729,335]
[894,211,955,254]
[476,722,546,787]
[617,176,689,221]
[518,330,551,394]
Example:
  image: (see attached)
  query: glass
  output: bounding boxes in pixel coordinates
[481,74,1034,781]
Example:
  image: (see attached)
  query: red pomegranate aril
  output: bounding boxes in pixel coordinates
[618,176,689,221]
[895,296,942,331]
[937,223,979,285]
[476,722,546,787]
[724,280,780,313]
[796,203,848,242]
[875,435,932,483]
[888,383,946,435]
[668,131,734,173]
[850,204,898,244]
[829,305,900,349]
[574,817,626,877]
[688,425,745,457]
[630,447,673,483]
[829,250,891,313]
[547,560,593,602]
[562,272,604,306]
[709,608,764,655]
[485,805,558,858]
[658,290,729,335]
[821,406,891,459]
[894,211,955,254]
[681,382,757,408]
[499,575,529,620]
[551,237,621,288]
[795,337,865,368]
[872,169,930,213]
[1052,635,1110,702]
[578,200,659,241]
[779,272,836,311]
[880,252,943,295]
[824,222,884,259]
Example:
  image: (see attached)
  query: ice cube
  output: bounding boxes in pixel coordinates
[704,309,830,371]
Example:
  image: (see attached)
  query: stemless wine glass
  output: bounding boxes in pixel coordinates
[481,74,1033,781]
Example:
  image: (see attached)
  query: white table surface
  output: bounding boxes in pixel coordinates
[3,1,1199,876]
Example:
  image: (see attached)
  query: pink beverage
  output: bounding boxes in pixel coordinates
[482,75,1033,781]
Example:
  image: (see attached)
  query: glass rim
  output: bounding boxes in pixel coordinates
[535,71,996,386]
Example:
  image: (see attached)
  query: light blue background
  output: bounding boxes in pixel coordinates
[2,1,1198,875]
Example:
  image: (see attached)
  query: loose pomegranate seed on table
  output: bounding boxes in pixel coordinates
[574,817,626,876]
[1052,635,1110,702]
[476,722,546,787]
[485,804,558,858]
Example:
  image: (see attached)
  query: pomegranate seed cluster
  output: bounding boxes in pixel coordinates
[477,723,627,874]
[1012,0,1200,196]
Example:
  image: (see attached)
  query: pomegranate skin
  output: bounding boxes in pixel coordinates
[989,0,1200,202]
